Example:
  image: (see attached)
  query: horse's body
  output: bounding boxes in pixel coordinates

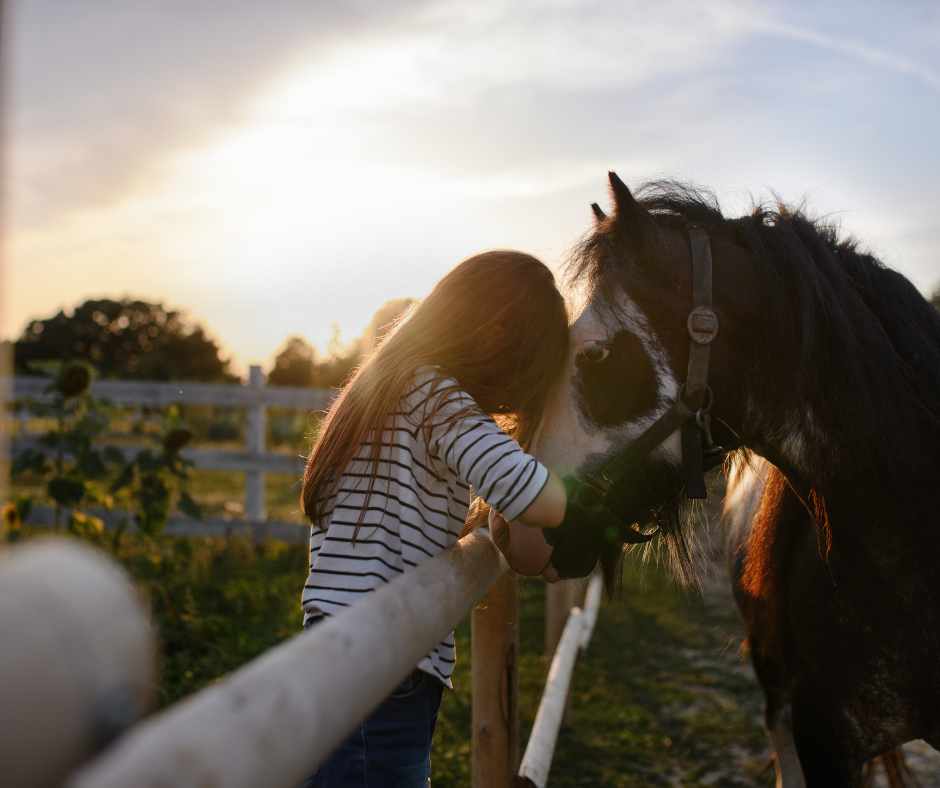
[537,174,940,786]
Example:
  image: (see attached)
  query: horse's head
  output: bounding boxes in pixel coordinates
[539,173,760,583]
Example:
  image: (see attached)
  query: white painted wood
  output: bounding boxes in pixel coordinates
[518,608,585,788]
[519,569,604,787]
[578,571,604,651]
[0,540,156,788]
[5,375,332,411]
[66,530,508,788]
[244,365,267,522]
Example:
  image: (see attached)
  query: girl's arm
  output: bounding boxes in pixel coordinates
[513,468,566,527]
[487,469,568,576]
[490,508,560,578]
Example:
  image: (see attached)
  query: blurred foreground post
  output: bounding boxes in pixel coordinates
[471,572,519,787]
[0,0,9,505]
[0,539,156,788]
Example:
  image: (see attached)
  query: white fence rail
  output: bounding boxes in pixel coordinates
[4,366,332,530]
[518,572,603,787]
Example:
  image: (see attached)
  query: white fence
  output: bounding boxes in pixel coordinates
[6,365,330,536]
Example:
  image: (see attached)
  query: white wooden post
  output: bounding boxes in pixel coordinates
[245,365,266,522]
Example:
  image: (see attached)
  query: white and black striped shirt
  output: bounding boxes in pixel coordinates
[301,368,549,687]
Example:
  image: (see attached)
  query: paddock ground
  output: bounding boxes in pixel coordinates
[443,554,940,788]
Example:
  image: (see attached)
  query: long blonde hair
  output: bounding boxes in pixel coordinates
[301,250,569,526]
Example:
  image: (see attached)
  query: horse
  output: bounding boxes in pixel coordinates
[535,172,940,787]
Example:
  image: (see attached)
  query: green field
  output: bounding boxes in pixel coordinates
[4,523,773,787]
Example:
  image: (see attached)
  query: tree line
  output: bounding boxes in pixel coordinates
[8,288,940,386]
[7,296,415,388]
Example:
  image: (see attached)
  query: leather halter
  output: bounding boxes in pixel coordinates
[598,226,723,505]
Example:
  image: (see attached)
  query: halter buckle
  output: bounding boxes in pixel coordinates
[687,306,719,345]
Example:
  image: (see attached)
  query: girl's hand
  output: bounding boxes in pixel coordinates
[489,509,557,579]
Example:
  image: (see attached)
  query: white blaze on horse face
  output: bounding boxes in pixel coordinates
[535,305,613,476]
[537,292,682,475]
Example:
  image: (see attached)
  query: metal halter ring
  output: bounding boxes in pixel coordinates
[694,385,715,429]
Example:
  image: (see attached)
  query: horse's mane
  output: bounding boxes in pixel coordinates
[570,180,940,488]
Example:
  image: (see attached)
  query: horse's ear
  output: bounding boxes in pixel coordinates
[590,202,607,224]
[609,171,641,216]
[608,171,651,242]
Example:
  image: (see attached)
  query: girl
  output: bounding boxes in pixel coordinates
[299,250,599,787]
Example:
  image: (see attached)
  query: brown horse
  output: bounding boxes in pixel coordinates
[537,173,940,787]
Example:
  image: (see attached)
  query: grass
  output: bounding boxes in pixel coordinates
[5,520,773,787]
[11,469,307,524]
[433,565,771,787]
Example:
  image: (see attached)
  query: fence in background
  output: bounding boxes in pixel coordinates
[6,365,330,535]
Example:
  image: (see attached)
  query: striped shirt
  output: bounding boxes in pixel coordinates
[301,368,549,687]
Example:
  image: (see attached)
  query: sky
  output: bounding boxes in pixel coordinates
[4,0,939,375]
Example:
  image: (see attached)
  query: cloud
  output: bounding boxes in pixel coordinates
[7,0,433,230]
[6,0,938,365]
[702,1,939,90]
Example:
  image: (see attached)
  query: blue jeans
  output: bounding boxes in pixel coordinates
[300,667,444,788]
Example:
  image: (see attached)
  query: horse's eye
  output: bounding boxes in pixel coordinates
[578,344,611,364]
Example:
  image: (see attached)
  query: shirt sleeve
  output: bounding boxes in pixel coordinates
[422,380,549,522]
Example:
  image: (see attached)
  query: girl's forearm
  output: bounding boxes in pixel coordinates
[490,509,555,576]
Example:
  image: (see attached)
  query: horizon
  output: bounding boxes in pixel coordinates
[6,1,939,375]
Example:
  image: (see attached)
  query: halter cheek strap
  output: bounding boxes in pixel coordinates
[680,227,722,497]
[598,226,723,505]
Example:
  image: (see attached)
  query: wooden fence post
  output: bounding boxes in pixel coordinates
[471,572,519,788]
[245,365,267,522]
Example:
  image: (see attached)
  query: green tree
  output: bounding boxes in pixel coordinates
[265,298,419,392]
[268,336,317,387]
[14,298,236,382]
